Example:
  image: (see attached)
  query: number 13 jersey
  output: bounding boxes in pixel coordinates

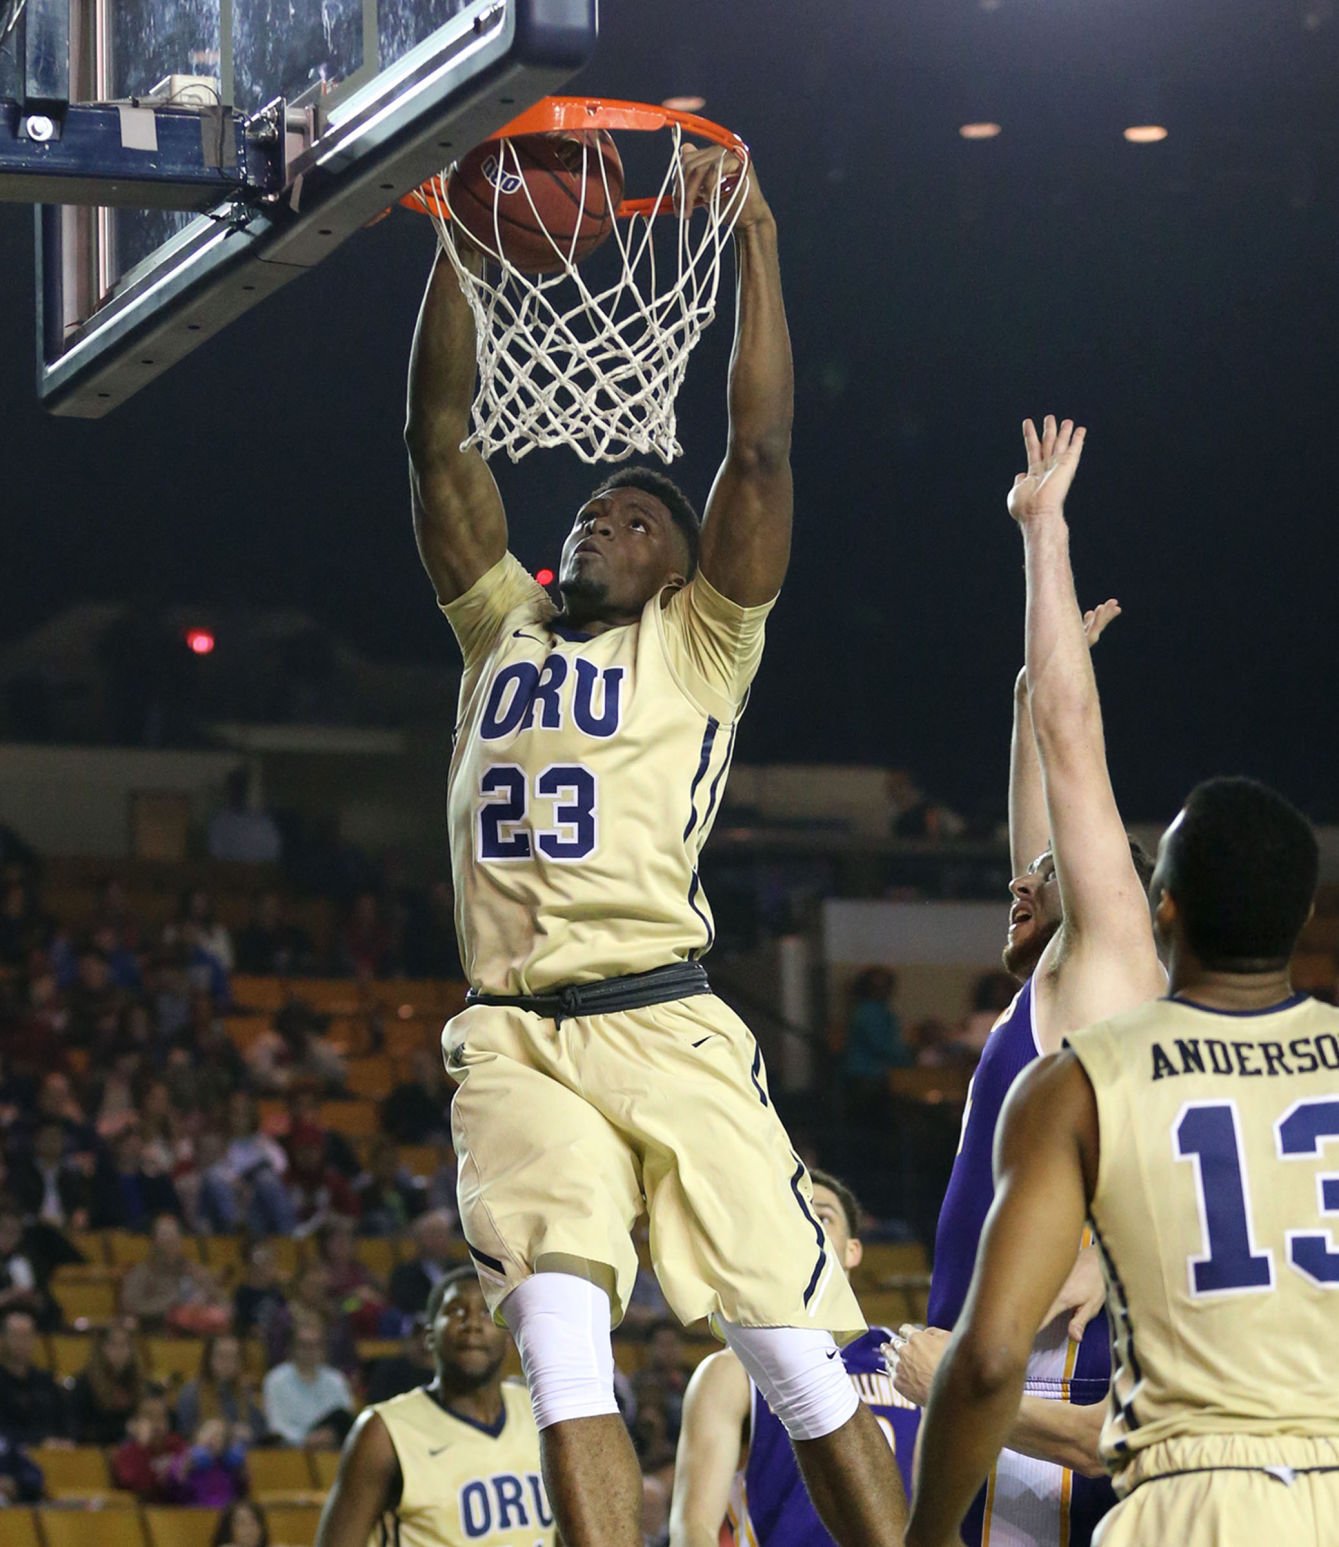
[1067,994,1339,1492]
[442,553,773,995]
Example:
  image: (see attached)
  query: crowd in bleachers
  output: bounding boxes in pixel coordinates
[0,860,801,1546]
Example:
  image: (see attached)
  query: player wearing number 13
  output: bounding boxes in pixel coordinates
[907,777,1339,1547]
[405,148,906,1547]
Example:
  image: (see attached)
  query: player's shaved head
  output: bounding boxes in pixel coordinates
[1155,777,1317,971]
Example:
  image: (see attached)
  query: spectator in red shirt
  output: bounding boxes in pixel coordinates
[111,1390,187,1500]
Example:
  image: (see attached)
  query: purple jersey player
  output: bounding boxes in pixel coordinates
[889,417,1165,1547]
[669,1171,916,1547]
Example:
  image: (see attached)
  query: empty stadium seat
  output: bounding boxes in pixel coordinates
[201,1236,244,1278]
[4,1506,40,1547]
[142,1508,221,1547]
[39,1505,147,1547]
[66,1231,110,1266]
[31,1446,110,1497]
[309,1452,341,1490]
[145,1336,208,1385]
[344,1055,394,1100]
[48,1333,93,1379]
[318,1100,378,1138]
[52,1279,118,1324]
[247,1448,320,1502]
[265,1503,325,1547]
[352,1239,396,1279]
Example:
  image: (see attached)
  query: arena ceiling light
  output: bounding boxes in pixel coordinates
[959,122,1002,140]
[662,95,707,112]
[1123,125,1169,143]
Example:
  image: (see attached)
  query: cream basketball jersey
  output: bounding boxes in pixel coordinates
[1067,995,1339,1487]
[442,553,772,993]
[370,1382,553,1547]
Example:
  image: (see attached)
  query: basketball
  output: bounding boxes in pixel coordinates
[447,129,625,274]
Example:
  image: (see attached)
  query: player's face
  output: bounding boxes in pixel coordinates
[558,486,688,621]
[428,1282,508,1388]
[1003,850,1062,980]
[811,1184,862,1275]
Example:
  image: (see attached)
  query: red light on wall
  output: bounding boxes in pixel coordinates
[536,568,555,586]
[185,628,215,655]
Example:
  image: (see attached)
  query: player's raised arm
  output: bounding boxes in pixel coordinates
[689,153,792,606]
[1009,417,1159,1008]
[405,248,508,606]
[906,1052,1099,1547]
[314,1409,400,1547]
[669,1351,751,1547]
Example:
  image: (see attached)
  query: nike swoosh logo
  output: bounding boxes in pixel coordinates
[825,1350,839,1360]
[512,629,543,643]
[691,1035,716,1048]
[428,1443,451,1456]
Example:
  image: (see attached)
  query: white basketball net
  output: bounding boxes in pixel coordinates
[422,121,749,465]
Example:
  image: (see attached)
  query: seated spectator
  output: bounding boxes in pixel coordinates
[264,1262,356,1375]
[0,1197,61,1329]
[68,1323,145,1445]
[0,1429,44,1502]
[355,1135,425,1236]
[285,1125,360,1232]
[164,889,235,974]
[362,1319,434,1404]
[111,1389,187,1501]
[840,967,911,1120]
[315,1218,387,1336]
[175,1334,266,1440]
[200,1093,295,1237]
[0,879,49,969]
[261,1313,354,1448]
[235,893,315,978]
[91,1127,184,1232]
[164,1006,247,1115]
[91,876,144,955]
[957,969,1018,1058]
[380,1048,451,1145]
[248,1004,344,1096]
[10,1120,93,1225]
[119,1212,228,1335]
[0,1308,68,1444]
[631,1320,689,1443]
[213,1497,270,1547]
[232,1242,287,1342]
[335,892,394,980]
[287,1089,359,1178]
[208,767,282,866]
[65,946,126,1052]
[167,1417,248,1507]
[387,1210,455,1320]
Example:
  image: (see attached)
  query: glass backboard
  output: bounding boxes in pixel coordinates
[23,0,596,415]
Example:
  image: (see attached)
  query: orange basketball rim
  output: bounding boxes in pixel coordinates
[401,95,750,224]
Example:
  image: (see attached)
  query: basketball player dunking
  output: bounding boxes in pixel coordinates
[315,1267,554,1547]
[892,417,1164,1547]
[405,150,906,1547]
[907,777,1339,1547]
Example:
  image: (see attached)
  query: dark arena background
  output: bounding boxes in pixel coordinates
[1,1,1338,1542]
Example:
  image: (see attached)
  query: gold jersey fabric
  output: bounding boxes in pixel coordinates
[1067,995,1339,1493]
[442,554,772,994]
[369,1383,553,1547]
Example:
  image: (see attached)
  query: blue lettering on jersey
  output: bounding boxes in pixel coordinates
[480,655,624,742]
[458,1472,546,1537]
[460,1479,491,1537]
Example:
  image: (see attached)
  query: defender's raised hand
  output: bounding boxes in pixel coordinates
[1008,414,1087,525]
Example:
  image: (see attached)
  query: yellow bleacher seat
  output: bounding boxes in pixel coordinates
[352,1239,396,1279]
[291,980,363,1015]
[66,1231,109,1266]
[31,1446,110,1496]
[52,1279,118,1324]
[224,1014,270,1054]
[230,975,288,1011]
[344,1055,394,1100]
[242,1338,268,1381]
[52,1260,118,1287]
[38,1508,147,1547]
[47,1334,93,1379]
[142,1508,221,1547]
[145,1336,208,1385]
[247,1448,320,1501]
[265,1503,325,1547]
[309,1452,340,1490]
[202,1236,244,1278]
[397,1144,442,1179]
[354,1338,402,1365]
[318,1100,378,1139]
[268,1236,304,1278]
[5,1505,40,1547]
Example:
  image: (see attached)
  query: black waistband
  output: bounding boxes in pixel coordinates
[466,961,711,1025]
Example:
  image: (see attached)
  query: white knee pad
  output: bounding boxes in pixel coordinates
[501,1272,620,1431]
[721,1322,859,1442]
